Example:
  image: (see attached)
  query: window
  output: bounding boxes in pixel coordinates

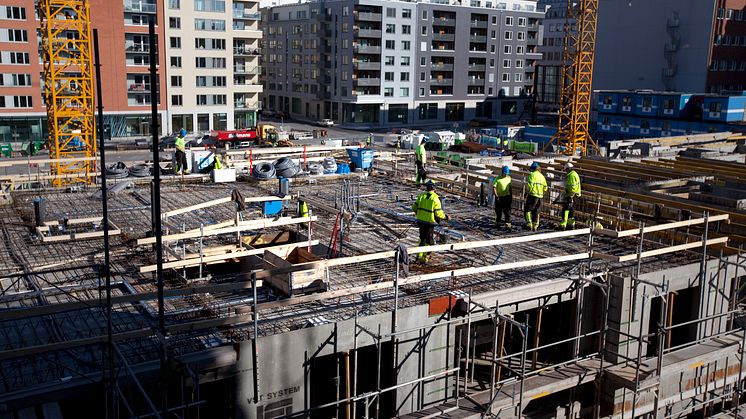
[385,40,395,49]
[504,45,512,54]
[403,8,412,18]
[385,56,395,65]
[13,95,32,107]
[419,87,425,96]
[489,58,495,67]
[212,76,226,86]
[402,25,411,34]
[342,22,349,32]
[419,103,438,120]
[341,71,348,81]
[170,37,181,48]
[504,31,512,40]
[169,0,180,9]
[517,17,526,26]
[420,72,426,81]
[171,76,182,87]
[6,29,27,42]
[400,72,410,81]
[196,57,206,68]
[515,59,523,68]
[490,45,496,53]
[421,26,427,35]
[7,52,29,64]
[212,94,226,105]
[194,18,225,31]
[170,56,182,68]
[401,56,410,66]
[196,95,207,105]
[502,59,511,68]
[171,95,183,106]
[420,57,426,66]
[343,6,349,16]
[194,0,225,12]
[386,24,396,34]
[502,73,509,81]
[400,87,409,97]
[385,72,394,81]
[2,6,26,20]
[505,16,513,26]
[492,15,497,25]
[196,76,207,87]
[384,87,393,97]
[514,73,522,82]
[422,10,428,20]
[491,30,496,39]
[516,45,524,54]
[402,41,411,50]
[387,7,396,18]
[517,32,525,41]
[169,17,180,29]
[709,102,722,113]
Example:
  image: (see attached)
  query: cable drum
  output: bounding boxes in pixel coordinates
[128,164,152,177]
[252,162,276,180]
[322,157,337,174]
[273,157,299,178]
[105,162,129,179]
[307,163,323,175]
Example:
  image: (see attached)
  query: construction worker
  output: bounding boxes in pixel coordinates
[412,180,448,262]
[560,162,581,230]
[174,128,189,175]
[524,162,547,232]
[492,166,512,228]
[415,138,427,185]
[366,133,373,147]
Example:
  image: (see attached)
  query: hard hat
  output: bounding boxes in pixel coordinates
[179,128,187,137]
[425,180,435,191]
[530,162,540,171]
[565,162,574,170]
[502,166,510,175]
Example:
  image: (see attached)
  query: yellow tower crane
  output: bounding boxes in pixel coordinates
[549,0,599,156]
[38,0,96,186]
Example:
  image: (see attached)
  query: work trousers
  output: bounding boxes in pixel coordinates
[524,195,542,226]
[494,195,512,224]
[175,150,187,173]
[417,221,436,261]
[415,160,427,184]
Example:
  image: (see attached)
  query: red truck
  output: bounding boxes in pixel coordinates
[210,129,258,147]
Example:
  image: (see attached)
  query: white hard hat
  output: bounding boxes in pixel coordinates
[565,162,574,169]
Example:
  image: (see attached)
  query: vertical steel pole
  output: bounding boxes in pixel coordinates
[517,319,529,417]
[251,272,260,403]
[93,28,115,419]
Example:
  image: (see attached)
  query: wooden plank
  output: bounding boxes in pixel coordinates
[0,156,98,168]
[596,214,730,238]
[162,196,233,218]
[139,240,319,272]
[136,216,317,245]
[225,145,360,156]
[244,195,292,203]
[594,237,730,263]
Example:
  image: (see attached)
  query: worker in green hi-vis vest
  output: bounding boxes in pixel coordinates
[560,162,582,230]
[492,166,513,229]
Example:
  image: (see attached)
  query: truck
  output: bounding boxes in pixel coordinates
[210,129,258,148]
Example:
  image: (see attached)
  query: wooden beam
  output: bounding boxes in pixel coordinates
[136,216,317,245]
[225,145,360,156]
[0,156,98,168]
[596,214,730,238]
[139,240,319,273]
[594,237,729,263]
[162,196,233,218]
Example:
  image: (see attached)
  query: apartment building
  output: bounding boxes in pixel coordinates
[594,0,746,94]
[164,0,262,133]
[533,0,571,106]
[261,0,543,127]
[0,0,170,141]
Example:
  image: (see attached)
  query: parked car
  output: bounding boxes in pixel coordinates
[187,135,218,148]
[316,118,334,127]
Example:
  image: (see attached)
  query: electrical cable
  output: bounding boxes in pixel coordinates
[128,164,152,177]
[273,157,299,178]
[252,162,276,180]
[105,162,129,179]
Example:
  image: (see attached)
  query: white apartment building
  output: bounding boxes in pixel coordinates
[165,0,262,134]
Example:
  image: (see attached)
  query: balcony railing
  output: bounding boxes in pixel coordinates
[433,17,456,26]
[431,63,454,71]
[468,64,486,71]
[233,46,262,56]
[233,65,261,75]
[233,10,261,20]
[354,77,380,86]
[432,33,455,41]
[127,83,150,92]
[357,29,382,38]
[124,1,156,13]
[470,20,488,28]
[235,101,261,110]
[430,78,453,86]
[467,78,485,85]
[355,11,382,21]
[355,61,381,70]
[354,45,381,54]
[125,43,149,53]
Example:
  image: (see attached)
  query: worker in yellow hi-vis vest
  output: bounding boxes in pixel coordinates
[524,162,547,232]
[492,166,513,229]
[412,180,448,263]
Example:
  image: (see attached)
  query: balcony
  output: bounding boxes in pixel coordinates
[433,17,456,26]
[234,65,261,75]
[235,101,261,110]
[355,61,381,70]
[467,64,485,71]
[355,45,381,54]
[430,78,453,86]
[125,43,149,53]
[355,77,380,86]
[467,78,485,85]
[127,83,151,93]
[431,63,454,71]
[355,12,382,21]
[470,35,487,43]
[432,33,455,42]
[233,10,261,20]
[470,20,488,28]
[357,29,382,38]
[234,46,262,56]
[124,1,156,14]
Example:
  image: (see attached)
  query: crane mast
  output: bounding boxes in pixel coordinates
[38,0,96,185]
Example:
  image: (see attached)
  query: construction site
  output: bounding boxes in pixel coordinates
[4,0,746,418]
